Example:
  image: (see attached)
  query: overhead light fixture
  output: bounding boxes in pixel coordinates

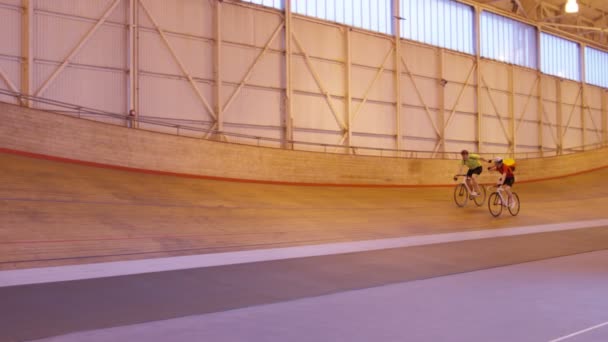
[565,0,579,13]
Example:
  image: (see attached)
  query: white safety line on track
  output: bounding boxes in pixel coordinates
[1,218,608,288]
[548,321,608,342]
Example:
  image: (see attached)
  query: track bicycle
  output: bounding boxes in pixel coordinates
[453,174,486,207]
[487,185,520,217]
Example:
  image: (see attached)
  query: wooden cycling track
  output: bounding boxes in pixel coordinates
[1,150,608,271]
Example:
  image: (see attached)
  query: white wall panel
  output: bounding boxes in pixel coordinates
[0,0,21,5]
[351,135,397,153]
[585,86,603,109]
[561,81,582,104]
[402,108,439,139]
[0,5,21,57]
[513,68,538,94]
[0,59,20,103]
[351,32,394,69]
[222,45,282,88]
[139,74,214,121]
[163,34,213,80]
[481,90,508,115]
[480,61,508,91]
[35,13,89,61]
[34,12,127,68]
[445,141,477,154]
[562,104,582,129]
[517,121,539,146]
[445,85,476,114]
[138,0,212,37]
[443,53,475,83]
[222,3,256,46]
[0,58,20,87]
[71,24,127,69]
[35,64,126,113]
[33,61,54,92]
[351,68,394,103]
[253,15,285,52]
[352,102,395,135]
[293,18,344,61]
[224,4,283,50]
[401,76,439,108]
[563,128,583,148]
[541,76,557,101]
[35,0,127,24]
[542,124,558,150]
[293,94,345,131]
[481,116,510,144]
[138,30,182,76]
[402,42,438,78]
[542,100,557,124]
[585,108,602,133]
[402,138,437,152]
[291,57,344,95]
[222,86,282,127]
[514,96,538,121]
[445,113,476,140]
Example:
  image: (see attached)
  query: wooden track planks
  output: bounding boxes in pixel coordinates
[1,152,607,270]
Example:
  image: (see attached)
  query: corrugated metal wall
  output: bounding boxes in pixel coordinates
[0,1,22,104]
[0,0,606,157]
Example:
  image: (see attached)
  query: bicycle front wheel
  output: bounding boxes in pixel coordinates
[473,185,487,207]
[453,184,468,207]
[488,192,502,217]
[508,192,520,216]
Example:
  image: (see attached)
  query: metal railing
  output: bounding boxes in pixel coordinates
[1,88,606,160]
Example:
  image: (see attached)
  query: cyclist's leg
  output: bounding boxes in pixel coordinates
[471,167,482,194]
[504,177,515,206]
[466,169,476,194]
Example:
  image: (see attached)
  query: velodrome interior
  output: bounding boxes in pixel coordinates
[1,0,608,341]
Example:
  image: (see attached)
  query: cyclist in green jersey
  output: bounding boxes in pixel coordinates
[454,150,488,196]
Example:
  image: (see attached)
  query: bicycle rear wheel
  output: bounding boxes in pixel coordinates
[508,192,520,216]
[473,185,487,207]
[488,192,502,217]
[453,184,468,207]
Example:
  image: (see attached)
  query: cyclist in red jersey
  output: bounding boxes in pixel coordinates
[488,157,515,208]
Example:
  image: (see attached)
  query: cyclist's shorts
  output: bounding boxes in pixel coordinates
[467,166,483,177]
[504,176,515,187]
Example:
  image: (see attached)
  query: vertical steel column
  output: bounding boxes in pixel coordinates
[580,43,586,150]
[393,0,402,151]
[21,0,33,107]
[128,0,136,125]
[134,0,140,127]
[215,1,223,138]
[536,26,543,156]
[475,6,482,153]
[603,89,607,145]
[556,79,563,155]
[345,28,352,152]
[509,65,515,156]
[284,0,293,149]
[438,48,445,155]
